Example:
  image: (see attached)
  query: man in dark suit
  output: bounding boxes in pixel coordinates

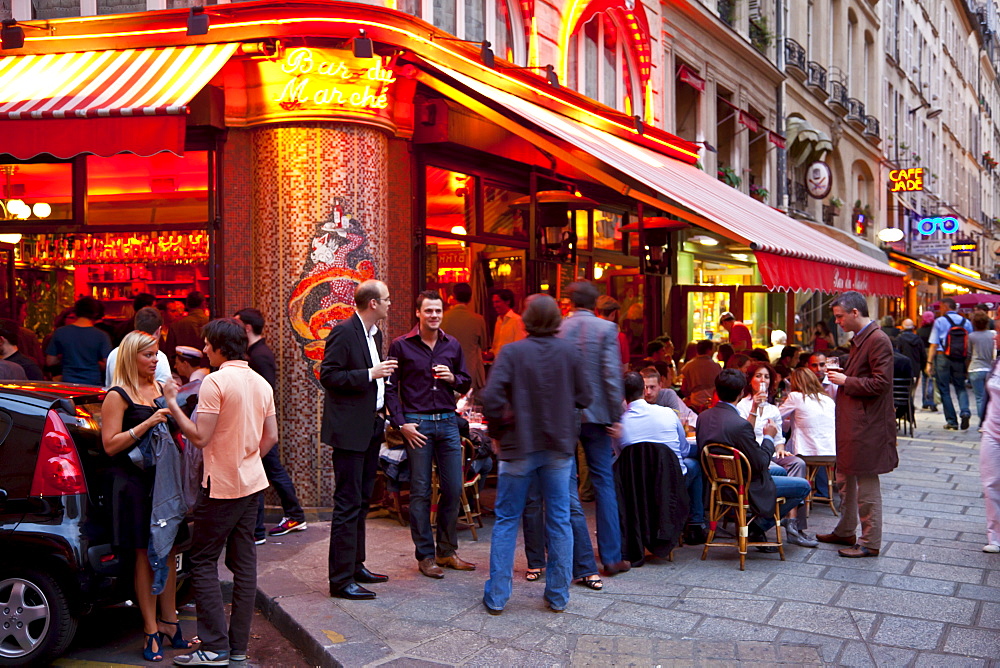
[320,280,397,600]
[696,369,811,549]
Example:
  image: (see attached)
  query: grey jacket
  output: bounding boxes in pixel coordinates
[558,310,624,425]
[146,399,188,595]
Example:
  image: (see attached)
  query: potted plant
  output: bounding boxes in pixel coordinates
[717,165,741,188]
[829,197,843,215]
[749,184,769,202]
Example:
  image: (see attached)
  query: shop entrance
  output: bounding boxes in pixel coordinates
[673,285,787,353]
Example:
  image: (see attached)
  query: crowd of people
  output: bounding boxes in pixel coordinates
[11,281,1000,663]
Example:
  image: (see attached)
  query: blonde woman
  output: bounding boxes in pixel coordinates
[102,331,192,662]
[779,367,837,457]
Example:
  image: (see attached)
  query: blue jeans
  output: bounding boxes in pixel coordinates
[404,413,463,561]
[578,423,623,566]
[568,459,600,579]
[921,370,937,408]
[683,457,705,524]
[970,370,989,425]
[755,475,812,531]
[935,358,970,426]
[483,451,573,612]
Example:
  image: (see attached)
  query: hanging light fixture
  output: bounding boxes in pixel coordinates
[1,165,51,221]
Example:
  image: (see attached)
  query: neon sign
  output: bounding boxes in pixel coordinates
[889,168,924,192]
[916,216,960,235]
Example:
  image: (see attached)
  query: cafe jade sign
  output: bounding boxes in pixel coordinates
[242,47,400,129]
[888,167,924,192]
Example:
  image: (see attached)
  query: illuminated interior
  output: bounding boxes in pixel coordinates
[87,152,210,226]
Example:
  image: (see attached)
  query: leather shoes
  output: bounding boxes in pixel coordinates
[330,583,376,600]
[839,544,879,558]
[602,560,632,576]
[436,554,476,571]
[816,532,856,546]
[482,599,503,616]
[354,567,389,584]
[419,558,444,579]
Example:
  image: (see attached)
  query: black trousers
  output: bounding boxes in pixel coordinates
[255,443,306,538]
[328,417,384,590]
[189,489,260,654]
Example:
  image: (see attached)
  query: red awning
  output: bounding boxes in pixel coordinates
[757,252,903,296]
[0,43,237,159]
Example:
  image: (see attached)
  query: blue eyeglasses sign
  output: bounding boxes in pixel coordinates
[916,216,960,235]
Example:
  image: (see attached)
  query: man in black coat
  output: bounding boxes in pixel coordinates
[320,280,397,600]
[695,369,810,548]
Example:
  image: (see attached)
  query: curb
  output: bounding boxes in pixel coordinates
[255,586,341,668]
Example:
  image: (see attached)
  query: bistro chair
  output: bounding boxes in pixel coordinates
[700,443,785,571]
[801,455,838,517]
[893,376,916,437]
[429,438,484,540]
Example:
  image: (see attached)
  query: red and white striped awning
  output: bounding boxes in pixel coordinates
[0,43,237,158]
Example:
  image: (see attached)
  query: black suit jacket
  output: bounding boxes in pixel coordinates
[320,313,383,451]
[695,403,776,516]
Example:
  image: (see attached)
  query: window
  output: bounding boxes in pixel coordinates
[567,13,640,115]
[87,152,209,226]
[399,0,526,65]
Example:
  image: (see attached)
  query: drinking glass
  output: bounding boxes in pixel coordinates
[431,363,439,391]
[384,356,397,386]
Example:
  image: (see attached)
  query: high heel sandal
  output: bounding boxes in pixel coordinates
[143,631,164,662]
[525,569,543,582]
[158,618,195,649]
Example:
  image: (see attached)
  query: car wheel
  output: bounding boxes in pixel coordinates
[0,570,77,666]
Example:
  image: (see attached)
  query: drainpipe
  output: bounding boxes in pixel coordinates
[775,0,787,212]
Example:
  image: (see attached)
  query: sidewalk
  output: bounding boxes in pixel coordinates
[242,408,999,667]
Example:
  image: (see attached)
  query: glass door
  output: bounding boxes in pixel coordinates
[675,285,737,354]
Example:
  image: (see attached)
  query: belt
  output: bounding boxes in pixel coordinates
[404,412,455,421]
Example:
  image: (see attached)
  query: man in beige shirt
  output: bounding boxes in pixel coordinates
[165,318,277,666]
[490,289,526,358]
[441,283,489,392]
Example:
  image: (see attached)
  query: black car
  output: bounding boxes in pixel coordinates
[0,382,191,665]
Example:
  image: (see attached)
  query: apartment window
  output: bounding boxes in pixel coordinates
[567,12,641,115]
[400,0,527,65]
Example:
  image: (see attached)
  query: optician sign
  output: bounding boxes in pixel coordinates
[889,167,924,192]
[916,216,960,235]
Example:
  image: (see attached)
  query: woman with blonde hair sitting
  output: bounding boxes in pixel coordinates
[780,367,837,457]
[102,331,193,662]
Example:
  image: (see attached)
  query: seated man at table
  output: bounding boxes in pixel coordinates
[681,340,721,413]
[695,369,812,551]
[625,372,707,545]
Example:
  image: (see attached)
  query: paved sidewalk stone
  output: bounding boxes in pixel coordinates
[232,407,999,666]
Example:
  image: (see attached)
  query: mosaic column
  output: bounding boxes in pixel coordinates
[250,122,389,506]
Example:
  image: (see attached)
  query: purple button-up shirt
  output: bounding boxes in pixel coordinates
[385,326,472,428]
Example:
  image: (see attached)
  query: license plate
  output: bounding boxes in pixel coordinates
[175,553,183,573]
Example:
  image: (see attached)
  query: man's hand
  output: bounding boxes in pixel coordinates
[401,423,427,447]
[606,422,621,439]
[432,364,454,384]
[763,420,778,438]
[774,445,790,458]
[371,359,398,379]
[162,378,179,404]
[827,370,847,386]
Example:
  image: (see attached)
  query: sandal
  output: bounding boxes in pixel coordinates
[143,631,164,662]
[525,569,543,582]
[158,618,195,649]
[575,575,603,591]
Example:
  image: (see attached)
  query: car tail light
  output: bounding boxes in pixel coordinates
[30,409,87,496]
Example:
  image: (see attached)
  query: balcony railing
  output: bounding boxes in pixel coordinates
[806,61,827,94]
[785,38,807,77]
[864,115,882,141]
[829,80,850,115]
[847,98,866,127]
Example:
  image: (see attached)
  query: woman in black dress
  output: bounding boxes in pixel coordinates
[102,331,192,662]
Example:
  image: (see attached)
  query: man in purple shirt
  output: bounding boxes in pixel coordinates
[385,290,474,579]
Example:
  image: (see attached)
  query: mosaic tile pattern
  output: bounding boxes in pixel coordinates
[251,123,388,506]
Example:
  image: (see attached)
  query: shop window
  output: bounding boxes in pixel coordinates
[426,166,476,236]
[399,0,526,64]
[86,152,210,226]
[482,183,527,238]
[0,162,72,222]
[567,12,640,115]
[593,210,623,251]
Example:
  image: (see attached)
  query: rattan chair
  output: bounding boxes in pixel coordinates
[801,455,838,516]
[700,443,785,570]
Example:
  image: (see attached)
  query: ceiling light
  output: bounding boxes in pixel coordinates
[731,253,749,261]
[0,233,21,245]
[32,202,51,218]
[691,235,718,246]
[450,225,467,235]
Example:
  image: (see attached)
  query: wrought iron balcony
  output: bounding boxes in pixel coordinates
[847,98,866,128]
[864,115,882,142]
[785,38,807,78]
[828,80,850,115]
[806,61,827,95]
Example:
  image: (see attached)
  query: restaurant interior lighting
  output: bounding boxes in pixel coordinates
[187,7,209,36]
[352,29,374,59]
[450,225,467,235]
[1,166,51,221]
[0,234,22,245]
[877,227,905,243]
[691,234,718,246]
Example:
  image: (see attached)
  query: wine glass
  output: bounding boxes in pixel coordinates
[384,356,397,386]
[431,363,439,391]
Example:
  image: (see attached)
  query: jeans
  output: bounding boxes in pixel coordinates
[483,451,573,612]
[578,423,623,566]
[754,476,812,531]
[683,457,705,525]
[970,370,989,425]
[935,357,970,425]
[568,459,600,579]
[522,480,546,570]
[921,369,937,408]
[405,413,463,561]
[255,443,305,538]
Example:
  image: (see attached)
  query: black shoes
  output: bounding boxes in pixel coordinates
[330,583,376,600]
[354,567,389,584]
[961,415,970,430]
[683,524,709,545]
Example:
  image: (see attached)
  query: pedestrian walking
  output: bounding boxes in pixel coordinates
[164,318,278,666]
[480,294,591,614]
[234,308,309,543]
[321,280,396,600]
[978,355,1000,553]
[916,310,937,410]
[101,331,193,662]
[385,290,475,578]
[926,297,973,430]
[819,291,898,558]
[967,311,996,428]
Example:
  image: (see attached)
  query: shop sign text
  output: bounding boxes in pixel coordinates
[889,167,924,192]
[275,48,396,111]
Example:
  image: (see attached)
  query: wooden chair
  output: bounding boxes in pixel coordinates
[700,443,785,571]
[429,438,484,540]
[801,455,838,517]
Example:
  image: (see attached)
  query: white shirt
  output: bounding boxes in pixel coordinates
[619,399,690,474]
[362,318,384,411]
[105,347,172,389]
[821,375,838,400]
[778,391,837,456]
[736,397,786,447]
